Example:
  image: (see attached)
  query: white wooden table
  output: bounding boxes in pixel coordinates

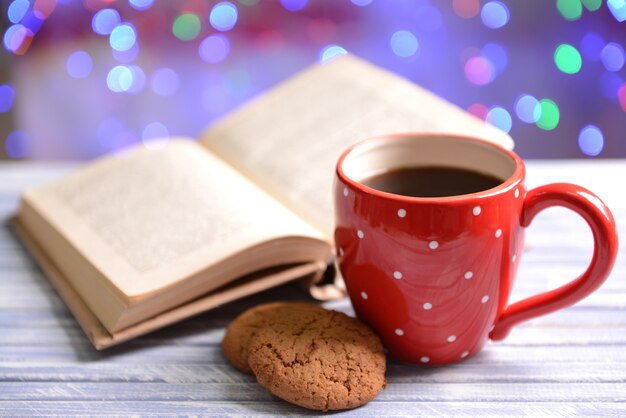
[1,161,625,416]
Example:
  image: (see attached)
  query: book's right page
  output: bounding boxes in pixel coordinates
[201,55,513,238]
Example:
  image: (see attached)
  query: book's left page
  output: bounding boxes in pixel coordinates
[19,139,329,332]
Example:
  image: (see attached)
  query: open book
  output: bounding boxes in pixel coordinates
[13,55,513,349]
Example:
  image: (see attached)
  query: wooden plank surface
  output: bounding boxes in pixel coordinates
[1,160,625,416]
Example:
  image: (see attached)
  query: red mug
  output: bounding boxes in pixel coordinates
[334,133,618,365]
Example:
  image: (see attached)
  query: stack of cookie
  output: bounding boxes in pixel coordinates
[222,302,387,411]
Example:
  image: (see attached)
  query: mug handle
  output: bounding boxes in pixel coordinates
[490,183,618,341]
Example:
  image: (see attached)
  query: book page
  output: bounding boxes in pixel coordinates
[201,55,513,238]
[22,139,325,298]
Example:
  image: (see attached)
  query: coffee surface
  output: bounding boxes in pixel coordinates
[361,166,503,197]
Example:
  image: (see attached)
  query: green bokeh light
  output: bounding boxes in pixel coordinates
[172,13,201,41]
[581,0,602,11]
[554,44,582,74]
[536,99,560,131]
[557,0,583,20]
[238,0,260,5]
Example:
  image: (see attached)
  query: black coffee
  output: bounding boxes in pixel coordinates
[362,166,503,197]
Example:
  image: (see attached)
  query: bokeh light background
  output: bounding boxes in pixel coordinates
[1,0,625,160]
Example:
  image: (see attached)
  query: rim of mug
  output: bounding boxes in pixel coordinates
[336,132,525,203]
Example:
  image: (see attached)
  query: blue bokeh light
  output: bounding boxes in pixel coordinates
[601,42,625,72]
[109,24,137,52]
[580,32,604,62]
[481,42,508,74]
[107,65,134,93]
[66,51,93,79]
[320,44,348,62]
[92,9,121,36]
[202,77,229,113]
[8,0,30,24]
[481,1,510,29]
[390,30,419,58]
[5,130,30,159]
[113,42,139,63]
[21,11,43,34]
[225,68,251,97]
[514,94,541,124]
[3,24,31,53]
[415,5,443,32]
[150,68,180,96]
[129,0,154,11]
[0,84,16,113]
[127,65,147,94]
[280,0,308,12]
[199,34,231,63]
[142,122,170,150]
[608,0,626,22]
[350,0,373,5]
[97,117,125,149]
[142,121,169,141]
[96,119,136,152]
[598,72,623,101]
[209,2,238,31]
[486,106,512,133]
[578,125,604,156]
